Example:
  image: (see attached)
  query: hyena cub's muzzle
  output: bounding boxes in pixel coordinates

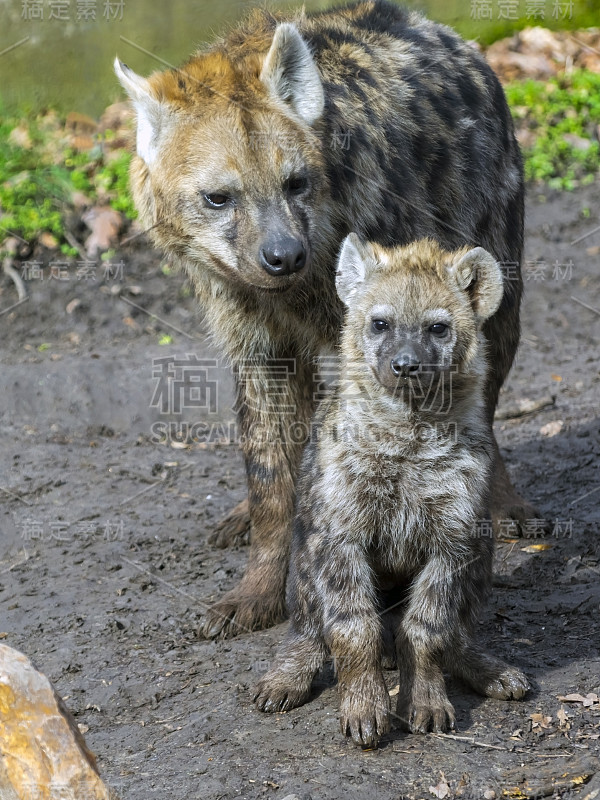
[390,343,423,379]
[259,233,307,277]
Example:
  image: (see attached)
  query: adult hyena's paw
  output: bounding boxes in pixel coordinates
[398,685,455,734]
[339,674,391,748]
[202,587,286,639]
[490,469,549,537]
[254,672,312,713]
[477,663,530,700]
[208,499,250,548]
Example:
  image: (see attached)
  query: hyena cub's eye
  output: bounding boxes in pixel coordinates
[203,193,230,209]
[284,175,309,195]
[372,319,389,333]
[429,322,449,337]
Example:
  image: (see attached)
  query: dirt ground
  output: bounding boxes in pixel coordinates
[1,181,599,800]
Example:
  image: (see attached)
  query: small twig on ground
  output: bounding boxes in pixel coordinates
[495,395,555,420]
[432,732,507,750]
[3,255,27,300]
[63,230,88,261]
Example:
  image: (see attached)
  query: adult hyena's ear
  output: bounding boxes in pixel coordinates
[114,58,166,165]
[260,24,325,124]
[450,247,504,322]
[336,234,378,307]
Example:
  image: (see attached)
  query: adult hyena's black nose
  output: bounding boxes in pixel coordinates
[391,349,421,377]
[259,236,306,276]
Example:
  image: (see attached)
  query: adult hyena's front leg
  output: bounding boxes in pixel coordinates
[202,356,316,638]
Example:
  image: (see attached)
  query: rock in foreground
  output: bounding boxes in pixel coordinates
[0,644,117,799]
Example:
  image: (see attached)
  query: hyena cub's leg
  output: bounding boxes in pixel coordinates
[254,622,327,713]
[316,543,391,747]
[395,556,479,734]
[397,551,529,733]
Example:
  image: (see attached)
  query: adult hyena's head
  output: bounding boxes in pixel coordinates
[335,235,504,404]
[115,23,329,292]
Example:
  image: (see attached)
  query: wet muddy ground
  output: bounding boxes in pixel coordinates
[1,183,599,799]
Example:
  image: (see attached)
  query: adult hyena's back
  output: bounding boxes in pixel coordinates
[290,2,523,259]
[288,0,523,403]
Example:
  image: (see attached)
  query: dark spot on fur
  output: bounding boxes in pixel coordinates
[246,462,279,483]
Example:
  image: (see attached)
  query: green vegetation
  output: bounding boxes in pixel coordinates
[0,104,135,255]
[1,68,599,250]
[505,69,600,190]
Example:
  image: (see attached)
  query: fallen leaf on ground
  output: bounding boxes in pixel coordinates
[430,775,450,799]
[558,693,599,707]
[39,232,58,249]
[557,707,570,728]
[540,420,564,437]
[530,713,553,729]
[521,543,552,553]
[82,206,122,258]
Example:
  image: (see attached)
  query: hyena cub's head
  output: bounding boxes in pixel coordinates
[335,235,504,398]
[114,21,331,293]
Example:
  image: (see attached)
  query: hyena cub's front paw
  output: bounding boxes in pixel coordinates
[254,669,312,714]
[397,681,456,734]
[339,672,391,748]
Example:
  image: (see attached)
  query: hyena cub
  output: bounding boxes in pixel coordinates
[255,236,529,747]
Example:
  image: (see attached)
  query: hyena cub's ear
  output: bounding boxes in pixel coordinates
[449,247,504,323]
[114,58,165,165]
[335,233,378,306]
[260,24,325,124]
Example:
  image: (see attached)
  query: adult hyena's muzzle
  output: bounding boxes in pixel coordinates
[259,234,307,277]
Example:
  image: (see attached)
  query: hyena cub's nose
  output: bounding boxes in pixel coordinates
[260,236,306,276]
[391,349,421,378]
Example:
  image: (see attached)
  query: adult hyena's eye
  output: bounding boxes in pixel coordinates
[204,193,230,208]
[429,322,449,337]
[372,319,389,333]
[284,175,308,195]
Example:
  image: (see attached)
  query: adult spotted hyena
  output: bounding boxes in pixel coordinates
[115,0,534,638]
[255,236,530,747]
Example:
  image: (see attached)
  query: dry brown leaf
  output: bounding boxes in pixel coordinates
[521,543,552,553]
[122,316,139,330]
[430,776,450,799]
[530,712,553,729]
[82,206,123,258]
[39,232,59,249]
[540,420,564,437]
[557,707,569,728]
[558,692,599,706]
[66,299,81,314]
